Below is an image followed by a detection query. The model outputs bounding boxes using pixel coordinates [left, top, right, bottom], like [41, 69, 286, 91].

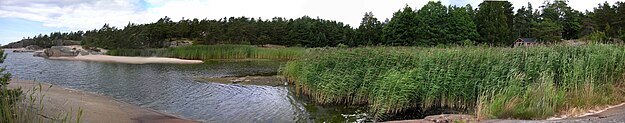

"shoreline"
[47, 55, 204, 64]
[7, 79, 198, 123]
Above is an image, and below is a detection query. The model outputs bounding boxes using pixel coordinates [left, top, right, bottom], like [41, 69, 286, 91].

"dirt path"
[8, 80, 198, 123]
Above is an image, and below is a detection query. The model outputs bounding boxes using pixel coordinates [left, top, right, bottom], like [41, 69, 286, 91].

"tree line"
[13, 1, 625, 49]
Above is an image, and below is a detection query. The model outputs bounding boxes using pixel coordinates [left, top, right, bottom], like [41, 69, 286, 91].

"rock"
[79, 51, 90, 56]
[42, 46, 78, 57]
[13, 49, 35, 52]
[423, 114, 475, 123]
[33, 51, 46, 57]
[24, 45, 42, 50]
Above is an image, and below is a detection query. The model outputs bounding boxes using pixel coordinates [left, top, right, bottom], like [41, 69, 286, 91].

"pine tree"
[475, 1, 514, 46]
[356, 12, 383, 46]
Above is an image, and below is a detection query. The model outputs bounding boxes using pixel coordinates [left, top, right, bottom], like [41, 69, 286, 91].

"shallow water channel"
[1, 51, 365, 123]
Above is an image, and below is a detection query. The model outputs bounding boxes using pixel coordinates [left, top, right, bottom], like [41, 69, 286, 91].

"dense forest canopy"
[8, 1, 625, 49]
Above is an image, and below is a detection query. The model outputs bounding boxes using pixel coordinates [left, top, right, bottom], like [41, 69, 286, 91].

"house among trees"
[514, 38, 539, 47]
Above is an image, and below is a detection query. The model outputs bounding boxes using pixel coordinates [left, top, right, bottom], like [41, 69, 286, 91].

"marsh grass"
[281, 44, 625, 120]
[1, 82, 83, 123]
[108, 45, 305, 60]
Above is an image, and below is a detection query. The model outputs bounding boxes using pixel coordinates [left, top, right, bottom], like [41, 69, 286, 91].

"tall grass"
[108, 45, 305, 60]
[1, 83, 83, 123]
[281, 44, 625, 120]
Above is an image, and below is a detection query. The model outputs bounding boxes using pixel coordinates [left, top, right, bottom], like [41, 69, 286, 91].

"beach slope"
[8, 80, 197, 123]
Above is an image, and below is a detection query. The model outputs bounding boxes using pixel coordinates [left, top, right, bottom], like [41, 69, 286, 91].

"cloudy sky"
[0, 0, 620, 45]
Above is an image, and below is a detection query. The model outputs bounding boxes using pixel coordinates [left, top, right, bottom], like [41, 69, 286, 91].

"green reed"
[281, 44, 625, 120]
[108, 45, 305, 60]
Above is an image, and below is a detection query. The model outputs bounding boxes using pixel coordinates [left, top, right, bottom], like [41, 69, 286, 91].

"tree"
[532, 19, 562, 43]
[514, 3, 538, 38]
[591, 2, 620, 38]
[415, 1, 448, 45]
[446, 5, 480, 44]
[541, 0, 582, 40]
[382, 5, 418, 46]
[356, 12, 383, 46]
[475, 1, 514, 46]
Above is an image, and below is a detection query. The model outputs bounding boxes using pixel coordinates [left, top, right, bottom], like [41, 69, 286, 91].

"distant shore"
[47, 55, 204, 64]
[7, 80, 197, 123]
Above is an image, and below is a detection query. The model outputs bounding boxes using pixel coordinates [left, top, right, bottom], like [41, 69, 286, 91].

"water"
[1, 51, 313, 123]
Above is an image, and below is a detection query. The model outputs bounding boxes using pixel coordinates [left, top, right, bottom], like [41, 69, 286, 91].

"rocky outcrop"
[42, 46, 79, 57]
[25, 45, 43, 50]
[34, 46, 106, 57]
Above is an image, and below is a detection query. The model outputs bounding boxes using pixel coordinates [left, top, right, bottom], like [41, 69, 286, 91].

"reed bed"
[281, 44, 625, 119]
[108, 45, 305, 60]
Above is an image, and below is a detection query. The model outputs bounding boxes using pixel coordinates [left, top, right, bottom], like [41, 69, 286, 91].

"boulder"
[42, 46, 78, 57]
[33, 51, 46, 57]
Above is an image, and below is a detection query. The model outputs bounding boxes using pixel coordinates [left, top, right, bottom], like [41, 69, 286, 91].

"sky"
[0, 0, 621, 45]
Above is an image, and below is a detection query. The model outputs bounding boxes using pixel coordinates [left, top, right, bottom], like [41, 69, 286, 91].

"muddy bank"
[7, 80, 198, 123]
[47, 55, 203, 64]
[198, 75, 287, 86]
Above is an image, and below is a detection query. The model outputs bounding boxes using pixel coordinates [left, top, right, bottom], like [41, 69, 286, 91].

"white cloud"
[0, 0, 622, 31]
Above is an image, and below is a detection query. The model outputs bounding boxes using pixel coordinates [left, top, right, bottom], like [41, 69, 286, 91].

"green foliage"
[584, 31, 608, 44]
[415, 1, 448, 45]
[541, 0, 583, 40]
[356, 12, 383, 46]
[108, 45, 305, 60]
[531, 19, 563, 43]
[282, 45, 625, 119]
[475, 1, 514, 46]
[446, 5, 480, 44]
[382, 5, 418, 46]
[0, 49, 21, 122]
[514, 3, 538, 38]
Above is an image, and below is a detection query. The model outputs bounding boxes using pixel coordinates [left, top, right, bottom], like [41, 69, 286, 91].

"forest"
[7, 1, 625, 49]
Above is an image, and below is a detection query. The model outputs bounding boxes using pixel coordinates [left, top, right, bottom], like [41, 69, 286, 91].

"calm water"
[1, 51, 313, 123]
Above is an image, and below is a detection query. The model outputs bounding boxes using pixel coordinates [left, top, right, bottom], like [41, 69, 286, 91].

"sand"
[7, 80, 198, 123]
[47, 55, 204, 64]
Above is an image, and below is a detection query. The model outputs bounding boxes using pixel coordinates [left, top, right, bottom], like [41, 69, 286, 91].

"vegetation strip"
[107, 45, 305, 61]
[281, 44, 625, 120]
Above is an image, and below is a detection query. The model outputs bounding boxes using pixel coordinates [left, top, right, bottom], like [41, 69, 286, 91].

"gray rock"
[79, 51, 90, 56]
[33, 52, 46, 57]
[41, 46, 78, 57]
[24, 45, 42, 50]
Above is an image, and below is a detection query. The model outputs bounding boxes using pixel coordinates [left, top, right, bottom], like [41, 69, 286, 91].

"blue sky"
[0, 18, 69, 45]
[0, 0, 620, 45]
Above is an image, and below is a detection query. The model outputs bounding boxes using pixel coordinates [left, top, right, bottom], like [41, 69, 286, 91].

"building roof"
[517, 38, 537, 43]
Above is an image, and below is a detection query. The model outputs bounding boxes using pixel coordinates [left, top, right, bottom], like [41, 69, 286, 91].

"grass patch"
[281, 44, 625, 120]
[107, 45, 305, 60]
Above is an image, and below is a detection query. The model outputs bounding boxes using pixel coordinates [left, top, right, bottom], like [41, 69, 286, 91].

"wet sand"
[47, 55, 203, 64]
[7, 80, 198, 123]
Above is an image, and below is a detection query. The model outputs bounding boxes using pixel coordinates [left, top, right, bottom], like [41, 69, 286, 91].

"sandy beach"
[7, 80, 198, 123]
[47, 55, 204, 64]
